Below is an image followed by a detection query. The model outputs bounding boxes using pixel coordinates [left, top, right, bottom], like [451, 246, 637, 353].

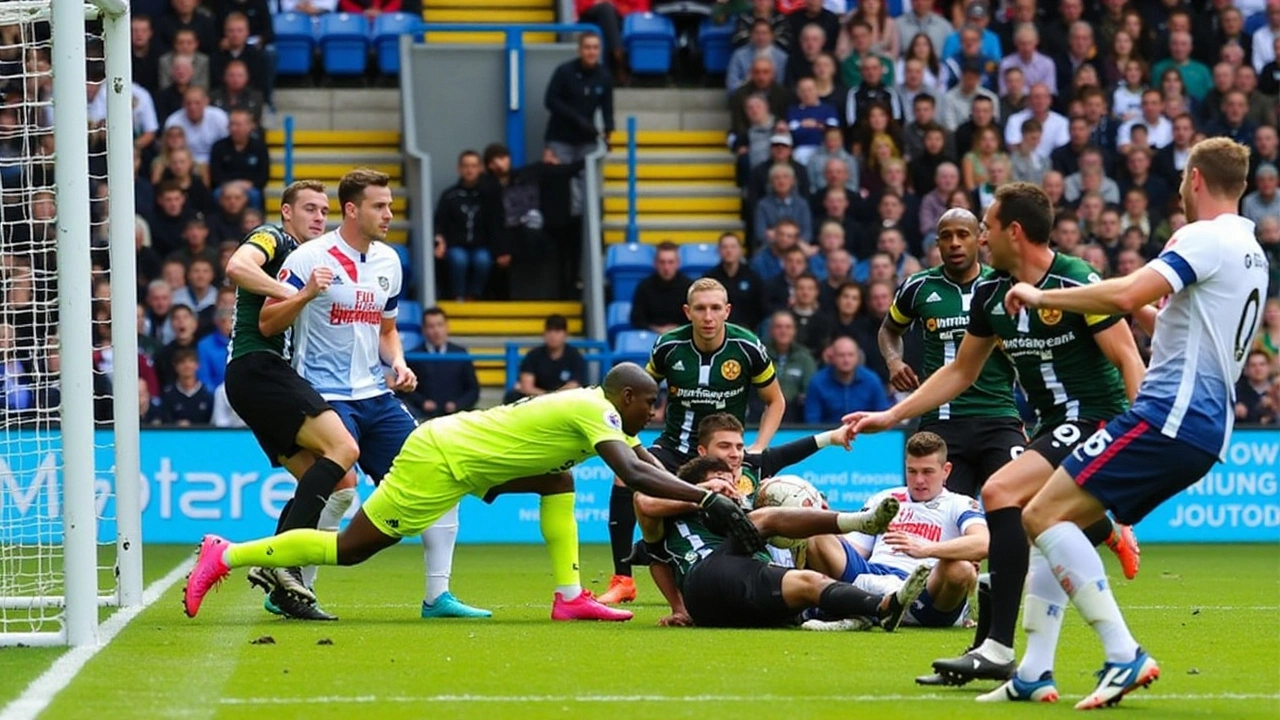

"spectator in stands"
[952, 95, 1001, 168]
[809, 221, 845, 277]
[999, 23, 1056, 96]
[869, 188, 921, 257]
[1236, 349, 1276, 424]
[1054, 21, 1105, 108]
[208, 108, 269, 193]
[151, 181, 195, 256]
[841, 21, 893, 90]
[402, 307, 480, 420]
[751, 218, 802, 281]
[1120, 189, 1157, 244]
[212, 12, 266, 93]
[136, 217, 163, 297]
[754, 164, 813, 250]
[941, 57, 998, 131]
[733, 0, 791, 51]
[811, 53, 849, 119]
[705, 232, 767, 331]
[1118, 90, 1173, 154]
[88, 76, 158, 154]
[848, 53, 905, 126]
[902, 95, 944, 161]
[805, 127, 856, 192]
[207, 184, 250, 244]
[160, 28, 210, 91]
[210, 60, 264, 126]
[1206, 90, 1259, 147]
[942, 3, 1001, 65]
[804, 336, 889, 423]
[849, 0, 898, 59]
[140, 280, 175, 347]
[162, 256, 188, 298]
[1201, 61, 1238, 127]
[211, 383, 246, 428]
[158, 0, 219, 54]
[215, 0, 274, 48]
[728, 21, 788, 94]
[164, 87, 228, 166]
[506, 314, 586, 402]
[787, 78, 839, 164]
[918, 161, 959, 234]
[1119, 148, 1171, 216]
[999, 64, 1030, 120]
[1051, 116, 1097, 179]
[1250, 126, 1280, 193]
[630, 242, 693, 334]
[0, 323, 32, 415]
[196, 305, 232, 389]
[573, 1, 642, 83]
[961, 125, 1005, 191]
[898, 0, 950, 58]
[173, 257, 219, 323]
[733, 95, 777, 187]
[154, 56, 195, 123]
[790, 274, 831, 356]
[1064, 147, 1120, 205]
[730, 58, 792, 142]
[132, 14, 162, 94]
[1152, 31, 1212, 101]
[435, 150, 506, 301]
[941, 25, 996, 91]
[1234, 66, 1275, 129]
[155, 304, 200, 388]
[897, 57, 943, 124]
[159, 147, 213, 214]
[279, 0, 338, 16]
[788, 0, 839, 55]
[783, 24, 826, 88]
[765, 245, 809, 314]
[134, 371, 163, 425]
[814, 187, 861, 257]
[160, 347, 213, 425]
[545, 33, 613, 218]
[1004, 84, 1068, 160]
[1243, 164, 1280, 226]
[765, 311, 815, 421]
[339, 0, 402, 19]
[1009, 118, 1049, 184]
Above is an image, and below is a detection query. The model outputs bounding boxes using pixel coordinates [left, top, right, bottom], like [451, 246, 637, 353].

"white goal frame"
[0, 0, 141, 648]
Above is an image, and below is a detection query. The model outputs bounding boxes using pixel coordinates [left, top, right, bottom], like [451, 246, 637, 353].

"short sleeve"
[744, 336, 776, 387]
[645, 338, 670, 380]
[382, 262, 403, 319]
[888, 275, 923, 328]
[966, 282, 997, 337]
[241, 229, 281, 263]
[952, 495, 986, 534]
[1148, 231, 1220, 294]
[576, 395, 639, 449]
[278, 245, 314, 291]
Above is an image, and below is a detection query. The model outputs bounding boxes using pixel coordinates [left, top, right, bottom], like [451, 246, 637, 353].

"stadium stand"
[422, 0, 557, 44]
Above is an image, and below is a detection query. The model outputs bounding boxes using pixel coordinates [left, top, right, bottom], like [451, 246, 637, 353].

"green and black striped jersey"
[227, 224, 298, 362]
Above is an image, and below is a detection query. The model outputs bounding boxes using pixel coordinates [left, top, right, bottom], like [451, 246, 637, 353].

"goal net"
[0, 0, 141, 648]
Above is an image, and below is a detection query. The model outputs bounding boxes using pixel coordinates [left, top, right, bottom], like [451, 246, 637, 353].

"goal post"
[0, 0, 140, 648]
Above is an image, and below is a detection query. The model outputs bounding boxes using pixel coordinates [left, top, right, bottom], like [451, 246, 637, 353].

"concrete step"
[605, 149, 731, 164]
[604, 213, 741, 231]
[611, 130, 726, 147]
[602, 181, 738, 197]
[269, 149, 404, 165]
[604, 196, 740, 213]
[614, 88, 731, 113]
[265, 129, 401, 147]
[603, 163, 735, 181]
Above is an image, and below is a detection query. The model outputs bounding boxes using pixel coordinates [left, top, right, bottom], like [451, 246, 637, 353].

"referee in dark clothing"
[544, 32, 613, 217]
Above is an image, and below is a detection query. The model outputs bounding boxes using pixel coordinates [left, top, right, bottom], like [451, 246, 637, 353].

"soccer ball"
[756, 475, 825, 550]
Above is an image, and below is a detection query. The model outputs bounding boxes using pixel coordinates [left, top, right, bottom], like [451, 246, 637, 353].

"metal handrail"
[625, 115, 638, 244]
[282, 114, 295, 186]
[582, 136, 609, 344]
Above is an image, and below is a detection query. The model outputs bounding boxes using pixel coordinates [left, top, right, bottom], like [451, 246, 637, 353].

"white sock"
[301, 488, 356, 589]
[977, 638, 1016, 665]
[422, 504, 460, 603]
[556, 584, 583, 599]
[1017, 548, 1069, 682]
[1038, 521, 1139, 663]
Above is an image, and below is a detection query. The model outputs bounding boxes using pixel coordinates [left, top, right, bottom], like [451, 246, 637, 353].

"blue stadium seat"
[612, 329, 657, 365]
[679, 242, 718, 277]
[397, 298, 422, 326]
[605, 242, 655, 303]
[318, 13, 370, 76]
[623, 13, 676, 76]
[272, 13, 316, 76]
[1245, 11, 1268, 35]
[698, 19, 733, 74]
[390, 243, 413, 286]
[606, 301, 633, 344]
[399, 330, 423, 352]
[372, 12, 418, 74]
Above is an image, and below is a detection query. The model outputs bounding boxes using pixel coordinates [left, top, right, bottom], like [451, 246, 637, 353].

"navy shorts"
[331, 394, 418, 483]
[836, 539, 964, 628]
[1061, 410, 1219, 526]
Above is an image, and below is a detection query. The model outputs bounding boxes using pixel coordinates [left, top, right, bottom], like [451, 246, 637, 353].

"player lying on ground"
[978, 137, 1267, 709]
[847, 183, 1148, 686]
[183, 363, 765, 622]
[633, 456, 928, 629]
[222, 180, 366, 620]
[797, 431, 988, 632]
[257, 169, 486, 622]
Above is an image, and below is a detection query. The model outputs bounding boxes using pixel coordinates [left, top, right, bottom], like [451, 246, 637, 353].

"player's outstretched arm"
[843, 333, 996, 433]
[225, 244, 296, 300]
[754, 424, 853, 478]
[1094, 320, 1147, 403]
[750, 379, 786, 451]
[1004, 267, 1174, 317]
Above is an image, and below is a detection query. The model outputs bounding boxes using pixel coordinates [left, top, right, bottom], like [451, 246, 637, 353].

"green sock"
[225, 529, 338, 569]
[539, 492, 581, 596]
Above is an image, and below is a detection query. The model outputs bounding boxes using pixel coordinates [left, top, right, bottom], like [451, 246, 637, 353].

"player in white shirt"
[801, 432, 989, 629]
[996, 138, 1267, 709]
[264, 168, 489, 620]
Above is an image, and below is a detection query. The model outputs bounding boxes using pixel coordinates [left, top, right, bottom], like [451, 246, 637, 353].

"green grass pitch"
[2, 543, 1277, 719]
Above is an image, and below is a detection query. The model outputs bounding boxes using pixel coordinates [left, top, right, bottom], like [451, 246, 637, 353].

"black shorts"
[681, 538, 793, 628]
[1027, 419, 1108, 468]
[648, 444, 696, 474]
[224, 352, 332, 467]
[918, 417, 1027, 498]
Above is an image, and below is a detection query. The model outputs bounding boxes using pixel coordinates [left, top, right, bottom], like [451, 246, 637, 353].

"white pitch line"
[0, 558, 195, 720]
[219, 692, 1280, 705]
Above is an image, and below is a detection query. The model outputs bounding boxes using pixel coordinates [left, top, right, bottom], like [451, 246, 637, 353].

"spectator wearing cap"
[630, 242, 693, 334]
[1243, 164, 1280, 226]
[208, 108, 269, 193]
[728, 20, 789, 94]
[941, 2, 1003, 67]
[730, 56, 792, 142]
[788, 0, 839, 55]
[897, 0, 951, 58]
[940, 57, 998, 131]
[1003, 83, 1069, 161]
[505, 315, 586, 403]
[998, 23, 1056, 97]
[754, 164, 813, 250]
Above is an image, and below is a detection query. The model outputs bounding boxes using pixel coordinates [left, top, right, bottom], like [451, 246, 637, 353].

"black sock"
[1083, 516, 1115, 546]
[817, 582, 883, 618]
[279, 457, 347, 533]
[608, 485, 637, 577]
[984, 506, 1028, 649]
[970, 574, 993, 651]
[274, 498, 295, 535]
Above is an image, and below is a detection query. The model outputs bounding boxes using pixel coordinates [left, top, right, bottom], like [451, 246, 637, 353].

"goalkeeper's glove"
[699, 491, 766, 554]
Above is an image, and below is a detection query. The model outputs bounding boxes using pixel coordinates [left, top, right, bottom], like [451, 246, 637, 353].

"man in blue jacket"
[401, 307, 479, 421]
[804, 336, 890, 424]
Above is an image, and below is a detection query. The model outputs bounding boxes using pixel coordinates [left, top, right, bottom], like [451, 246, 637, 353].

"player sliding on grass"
[633, 456, 927, 630]
[847, 182, 1149, 688]
[984, 137, 1266, 709]
[184, 363, 766, 622]
[799, 432, 987, 632]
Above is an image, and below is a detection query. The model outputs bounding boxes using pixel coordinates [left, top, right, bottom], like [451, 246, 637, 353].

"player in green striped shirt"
[880, 209, 1026, 499]
[848, 183, 1148, 688]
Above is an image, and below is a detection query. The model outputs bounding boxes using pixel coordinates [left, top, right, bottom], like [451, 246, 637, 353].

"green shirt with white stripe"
[661, 513, 772, 588]
[888, 265, 1021, 424]
[645, 323, 776, 455]
[966, 253, 1129, 437]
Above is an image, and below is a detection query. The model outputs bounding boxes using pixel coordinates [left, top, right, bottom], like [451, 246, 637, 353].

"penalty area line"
[0, 557, 195, 720]
[219, 692, 1280, 705]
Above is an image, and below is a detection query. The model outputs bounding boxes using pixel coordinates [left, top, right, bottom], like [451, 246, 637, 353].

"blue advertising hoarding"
[0, 428, 1276, 544]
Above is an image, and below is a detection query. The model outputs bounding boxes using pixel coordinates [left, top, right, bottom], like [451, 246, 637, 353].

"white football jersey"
[280, 230, 402, 401]
[1139, 214, 1268, 459]
[847, 488, 985, 577]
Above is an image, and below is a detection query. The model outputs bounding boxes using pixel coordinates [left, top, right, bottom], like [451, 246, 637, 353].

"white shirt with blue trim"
[847, 488, 985, 577]
[279, 230, 402, 402]
[1139, 213, 1268, 460]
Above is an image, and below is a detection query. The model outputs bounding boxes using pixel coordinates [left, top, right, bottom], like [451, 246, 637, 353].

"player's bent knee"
[782, 569, 831, 606]
[939, 558, 978, 587]
[981, 475, 1021, 510]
